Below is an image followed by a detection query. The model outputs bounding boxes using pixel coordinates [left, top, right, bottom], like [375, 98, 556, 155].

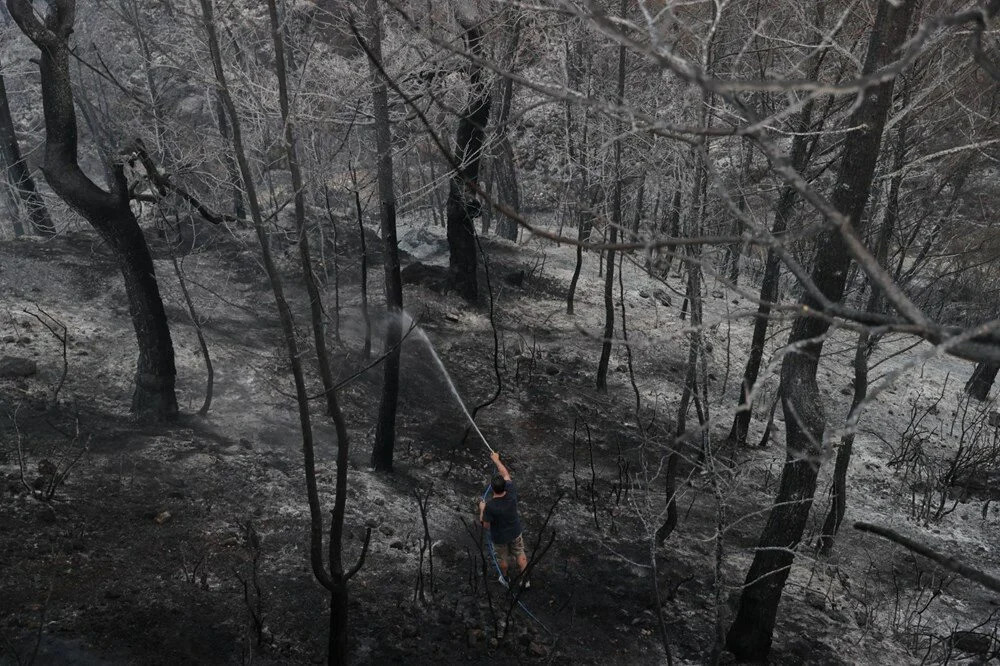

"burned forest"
[4, 1, 1000, 664]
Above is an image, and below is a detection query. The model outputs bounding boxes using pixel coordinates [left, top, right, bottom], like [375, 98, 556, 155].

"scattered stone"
[432, 540, 458, 562]
[239, 438, 253, 450]
[2, 335, 14, 343]
[638, 290, 650, 299]
[154, 510, 172, 525]
[528, 641, 548, 657]
[390, 540, 404, 550]
[841, 387, 852, 396]
[712, 290, 724, 298]
[504, 270, 526, 288]
[380, 524, 394, 537]
[400, 262, 449, 293]
[0, 356, 37, 378]
[652, 289, 672, 307]
[544, 364, 560, 376]
[950, 631, 993, 655]
[17, 336, 30, 344]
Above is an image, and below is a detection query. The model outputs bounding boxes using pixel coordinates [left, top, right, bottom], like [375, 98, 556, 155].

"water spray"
[400, 310, 494, 453]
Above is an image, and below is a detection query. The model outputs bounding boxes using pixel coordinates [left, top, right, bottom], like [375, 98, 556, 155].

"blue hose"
[481, 484, 552, 634]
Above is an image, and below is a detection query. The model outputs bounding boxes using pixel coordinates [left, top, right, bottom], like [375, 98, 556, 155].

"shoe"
[519, 578, 531, 590]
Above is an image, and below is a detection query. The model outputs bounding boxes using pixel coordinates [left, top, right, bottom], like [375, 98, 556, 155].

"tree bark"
[446, 23, 491, 302]
[596, 6, 627, 391]
[494, 14, 521, 242]
[0, 57, 53, 237]
[965, 361, 1000, 401]
[7, 0, 177, 419]
[818, 96, 910, 555]
[365, 0, 404, 472]
[726, 3, 917, 661]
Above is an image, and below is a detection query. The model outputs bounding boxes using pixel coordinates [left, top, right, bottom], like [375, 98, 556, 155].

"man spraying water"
[479, 451, 530, 589]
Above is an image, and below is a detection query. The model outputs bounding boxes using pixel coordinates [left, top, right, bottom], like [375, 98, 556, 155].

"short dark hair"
[491, 475, 506, 494]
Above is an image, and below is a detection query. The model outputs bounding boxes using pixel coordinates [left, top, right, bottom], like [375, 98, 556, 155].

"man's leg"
[513, 535, 529, 587]
[495, 542, 510, 581]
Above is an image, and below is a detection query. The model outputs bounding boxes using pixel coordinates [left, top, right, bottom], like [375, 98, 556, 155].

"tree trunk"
[728, 57, 823, 448]
[7, 0, 177, 419]
[596, 8, 627, 390]
[661, 184, 682, 275]
[965, 362, 1000, 401]
[726, 3, 916, 661]
[214, 93, 246, 222]
[818, 94, 910, 555]
[366, 0, 404, 472]
[494, 15, 521, 242]
[446, 23, 491, 302]
[0, 60, 53, 237]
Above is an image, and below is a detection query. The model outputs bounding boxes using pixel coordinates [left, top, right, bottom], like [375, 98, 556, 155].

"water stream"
[400, 310, 494, 453]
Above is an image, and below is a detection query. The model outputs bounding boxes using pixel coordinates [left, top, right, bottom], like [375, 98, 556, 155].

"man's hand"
[490, 451, 500, 464]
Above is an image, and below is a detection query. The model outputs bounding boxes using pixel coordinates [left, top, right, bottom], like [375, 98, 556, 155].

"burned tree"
[446, 18, 491, 302]
[726, 2, 918, 660]
[7, 0, 177, 419]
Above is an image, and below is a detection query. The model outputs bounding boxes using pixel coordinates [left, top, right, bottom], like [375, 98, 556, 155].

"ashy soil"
[1, 217, 998, 665]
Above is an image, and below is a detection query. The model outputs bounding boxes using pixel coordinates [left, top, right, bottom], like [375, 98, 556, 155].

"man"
[479, 451, 529, 588]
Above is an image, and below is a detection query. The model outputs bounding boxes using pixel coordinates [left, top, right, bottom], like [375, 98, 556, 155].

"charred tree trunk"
[446, 23, 491, 302]
[0, 59, 53, 237]
[494, 15, 521, 242]
[596, 8, 627, 391]
[818, 93, 910, 555]
[8, 0, 177, 419]
[729, 56, 823, 448]
[965, 362, 1000, 401]
[726, 3, 916, 661]
[214, 93, 246, 223]
[364, 0, 404, 472]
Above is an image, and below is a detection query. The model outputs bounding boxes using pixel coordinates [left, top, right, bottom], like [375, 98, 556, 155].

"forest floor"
[1, 215, 999, 665]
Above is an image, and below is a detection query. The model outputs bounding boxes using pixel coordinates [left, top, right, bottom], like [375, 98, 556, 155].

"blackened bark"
[729, 61, 822, 448]
[0, 61, 53, 237]
[965, 362, 1000, 401]
[214, 93, 246, 222]
[494, 18, 521, 242]
[819, 100, 910, 555]
[661, 186, 682, 275]
[596, 12, 627, 390]
[446, 24, 491, 302]
[366, 0, 403, 471]
[726, 3, 917, 661]
[7, 0, 177, 419]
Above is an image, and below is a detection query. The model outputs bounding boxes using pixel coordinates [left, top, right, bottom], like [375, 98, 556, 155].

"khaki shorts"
[494, 534, 525, 561]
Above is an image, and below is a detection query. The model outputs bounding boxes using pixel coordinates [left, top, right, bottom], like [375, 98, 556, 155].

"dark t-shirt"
[484, 481, 522, 545]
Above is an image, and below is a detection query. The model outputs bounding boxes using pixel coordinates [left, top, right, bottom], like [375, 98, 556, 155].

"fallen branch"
[854, 522, 1000, 594]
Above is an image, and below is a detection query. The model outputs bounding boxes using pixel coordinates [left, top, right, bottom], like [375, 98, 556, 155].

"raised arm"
[490, 451, 511, 481]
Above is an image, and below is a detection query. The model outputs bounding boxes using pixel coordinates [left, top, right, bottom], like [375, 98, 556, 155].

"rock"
[432, 540, 458, 563]
[712, 290, 724, 298]
[2, 335, 14, 343]
[503, 270, 526, 288]
[841, 387, 852, 396]
[544, 364, 560, 376]
[950, 631, 994, 655]
[390, 540, 405, 550]
[154, 510, 172, 525]
[652, 289, 672, 307]
[239, 438, 253, 450]
[400, 262, 449, 293]
[638, 290, 650, 298]
[0, 356, 37, 378]
[528, 641, 547, 657]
